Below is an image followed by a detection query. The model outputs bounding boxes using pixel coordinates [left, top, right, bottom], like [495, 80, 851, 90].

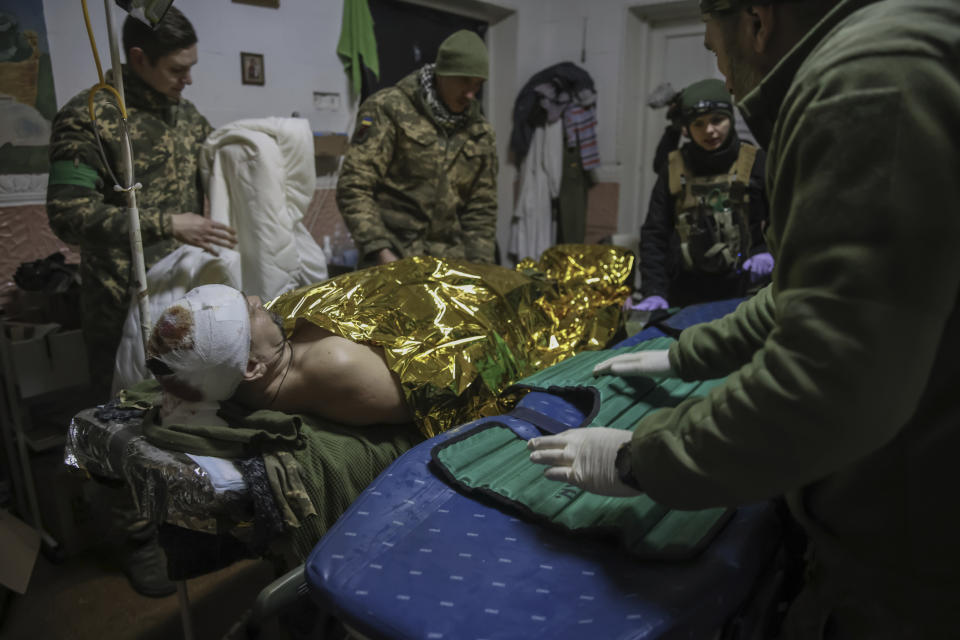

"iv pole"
[103, 0, 152, 352]
[83, 4, 190, 628]
[81, 0, 175, 353]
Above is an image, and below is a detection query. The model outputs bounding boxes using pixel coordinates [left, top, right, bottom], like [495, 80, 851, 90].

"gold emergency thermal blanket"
[267, 244, 632, 437]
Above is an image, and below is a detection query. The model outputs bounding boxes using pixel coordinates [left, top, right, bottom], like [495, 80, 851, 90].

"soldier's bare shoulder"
[289, 322, 393, 388]
[291, 323, 357, 372]
[286, 321, 411, 425]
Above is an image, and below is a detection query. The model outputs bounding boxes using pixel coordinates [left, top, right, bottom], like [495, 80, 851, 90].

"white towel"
[186, 453, 247, 494]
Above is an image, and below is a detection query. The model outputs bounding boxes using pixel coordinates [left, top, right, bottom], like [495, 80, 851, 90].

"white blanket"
[112, 245, 242, 395]
[200, 116, 328, 299]
[112, 117, 330, 394]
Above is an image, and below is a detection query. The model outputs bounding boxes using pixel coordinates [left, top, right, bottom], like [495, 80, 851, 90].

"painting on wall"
[241, 52, 265, 86]
[0, 0, 57, 178]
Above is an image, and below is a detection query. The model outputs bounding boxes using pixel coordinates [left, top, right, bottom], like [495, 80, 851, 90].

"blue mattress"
[305, 298, 782, 639]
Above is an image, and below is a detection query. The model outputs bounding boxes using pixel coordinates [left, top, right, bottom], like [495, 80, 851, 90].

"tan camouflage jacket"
[336, 70, 498, 264]
[46, 66, 211, 383]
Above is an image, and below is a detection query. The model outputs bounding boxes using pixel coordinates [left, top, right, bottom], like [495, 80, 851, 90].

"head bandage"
[146, 284, 250, 402]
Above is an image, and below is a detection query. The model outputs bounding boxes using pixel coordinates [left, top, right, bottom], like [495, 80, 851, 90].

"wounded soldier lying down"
[145, 245, 632, 437]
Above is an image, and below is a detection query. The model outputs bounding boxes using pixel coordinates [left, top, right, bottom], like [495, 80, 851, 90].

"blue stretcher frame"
[305, 299, 782, 639]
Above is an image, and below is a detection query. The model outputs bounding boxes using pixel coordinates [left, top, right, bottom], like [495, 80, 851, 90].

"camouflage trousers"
[81, 278, 130, 404]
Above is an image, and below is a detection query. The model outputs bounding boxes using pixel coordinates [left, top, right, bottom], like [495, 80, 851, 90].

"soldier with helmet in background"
[634, 78, 772, 311]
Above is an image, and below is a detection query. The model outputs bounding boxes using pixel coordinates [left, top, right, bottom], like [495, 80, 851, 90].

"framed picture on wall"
[233, 0, 279, 7]
[240, 52, 265, 86]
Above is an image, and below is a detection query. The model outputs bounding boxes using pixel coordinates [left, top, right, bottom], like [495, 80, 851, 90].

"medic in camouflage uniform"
[46, 8, 234, 404]
[45, 8, 237, 600]
[636, 79, 771, 310]
[337, 30, 499, 266]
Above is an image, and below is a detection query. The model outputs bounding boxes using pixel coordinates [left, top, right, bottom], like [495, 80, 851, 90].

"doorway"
[619, 1, 754, 237]
[356, 0, 518, 264]
[366, 0, 488, 101]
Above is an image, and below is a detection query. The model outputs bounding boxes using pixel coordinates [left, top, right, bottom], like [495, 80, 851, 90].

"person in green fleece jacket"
[529, 0, 960, 637]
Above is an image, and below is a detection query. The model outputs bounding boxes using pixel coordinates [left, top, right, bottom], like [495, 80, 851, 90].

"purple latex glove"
[632, 295, 669, 311]
[742, 252, 774, 281]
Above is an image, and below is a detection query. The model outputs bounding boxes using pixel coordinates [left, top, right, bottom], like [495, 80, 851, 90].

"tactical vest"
[667, 144, 758, 274]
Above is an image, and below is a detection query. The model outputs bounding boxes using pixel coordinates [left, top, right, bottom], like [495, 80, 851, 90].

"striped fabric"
[563, 105, 600, 170]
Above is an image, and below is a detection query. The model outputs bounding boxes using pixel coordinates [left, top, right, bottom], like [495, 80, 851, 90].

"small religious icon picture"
[241, 52, 265, 86]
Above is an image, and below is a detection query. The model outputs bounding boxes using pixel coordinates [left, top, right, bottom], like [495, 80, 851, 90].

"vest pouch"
[679, 204, 741, 274]
[669, 145, 757, 276]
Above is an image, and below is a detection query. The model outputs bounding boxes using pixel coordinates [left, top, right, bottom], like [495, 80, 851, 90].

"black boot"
[123, 522, 177, 598]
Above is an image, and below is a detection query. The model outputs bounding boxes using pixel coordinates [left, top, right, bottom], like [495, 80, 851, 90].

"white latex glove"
[592, 349, 674, 378]
[527, 427, 641, 497]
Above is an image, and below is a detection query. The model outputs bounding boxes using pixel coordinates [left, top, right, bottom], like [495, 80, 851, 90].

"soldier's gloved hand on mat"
[631, 295, 669, 311]
[528, 428, 641, 497]
[592, 349, 674, 378]
[742, 252, 774, 281]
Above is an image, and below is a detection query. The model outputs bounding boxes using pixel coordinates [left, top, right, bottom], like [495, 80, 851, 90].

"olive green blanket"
[120, 381, 423, 560]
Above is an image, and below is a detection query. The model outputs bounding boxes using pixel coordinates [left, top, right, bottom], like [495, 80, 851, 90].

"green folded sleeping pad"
[431, 336, 734, 560]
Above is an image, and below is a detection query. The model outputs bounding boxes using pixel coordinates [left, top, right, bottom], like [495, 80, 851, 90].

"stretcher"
[304, 298, 784, 639]
[64, 387, 420, 638]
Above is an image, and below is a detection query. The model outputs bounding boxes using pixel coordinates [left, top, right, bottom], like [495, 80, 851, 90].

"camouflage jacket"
[46, 66, 211, 312]
[336, 70, 498, 264]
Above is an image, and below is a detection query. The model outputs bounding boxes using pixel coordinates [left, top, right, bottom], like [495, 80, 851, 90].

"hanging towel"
[508, 118, 564, 263]
[337, 0, 380, 96]
[563, 104, 600, 171]
[510, 62, 596, 164]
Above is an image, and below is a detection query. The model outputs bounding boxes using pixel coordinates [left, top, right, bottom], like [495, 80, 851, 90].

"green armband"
[49, 160, 99, 189]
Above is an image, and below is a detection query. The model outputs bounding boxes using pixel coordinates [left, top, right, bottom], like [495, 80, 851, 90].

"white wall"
[522, 0, 623, 180]
[44, 0, 682, 160]
[500, 0, 701, 231]
[44, 0, 355, 132]
[41, 0, 698, 243]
